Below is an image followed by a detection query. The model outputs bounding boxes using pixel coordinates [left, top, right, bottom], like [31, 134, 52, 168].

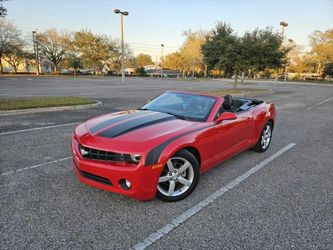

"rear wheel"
[254, 121, 273, 152]
[156, 149, 200, 202]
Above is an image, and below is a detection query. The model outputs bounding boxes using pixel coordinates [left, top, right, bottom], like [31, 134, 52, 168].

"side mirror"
[215, 112, 237, 123]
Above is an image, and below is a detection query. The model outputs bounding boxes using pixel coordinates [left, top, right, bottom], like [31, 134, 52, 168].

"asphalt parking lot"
[1, 76, 332, 249]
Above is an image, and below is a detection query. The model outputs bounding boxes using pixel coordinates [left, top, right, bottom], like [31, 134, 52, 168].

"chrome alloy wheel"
[157, 157, 194, 197]
[261, 124, 272, 150]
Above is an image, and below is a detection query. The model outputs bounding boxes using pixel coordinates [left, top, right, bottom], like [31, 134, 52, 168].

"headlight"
[79, 144, 141, 164]
[80, 147, 89, 156]
[115, 153, 141, 163]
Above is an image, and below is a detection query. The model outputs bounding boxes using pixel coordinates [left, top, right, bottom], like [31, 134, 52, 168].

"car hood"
[75, 110, 204, 153]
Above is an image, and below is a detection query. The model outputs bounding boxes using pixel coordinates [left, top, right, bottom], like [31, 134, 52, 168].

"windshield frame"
[140, 91, 217, 122]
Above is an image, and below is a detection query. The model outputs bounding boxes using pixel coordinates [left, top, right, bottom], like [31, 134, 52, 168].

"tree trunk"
[0, 55, 3, 74]
[241, 72, 245, 84]
[233, 72, 238, 89]
[204, 65, 207, 78]
[316, 63, 321, 77]
[92, 63, 96, 75]
[275, 71, 278, 83]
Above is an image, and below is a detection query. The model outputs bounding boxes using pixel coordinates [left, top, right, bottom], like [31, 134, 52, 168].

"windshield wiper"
[166, 112, 186, 120]
[138, 108, 150, 111]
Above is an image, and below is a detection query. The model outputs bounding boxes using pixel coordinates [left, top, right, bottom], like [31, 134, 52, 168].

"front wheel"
[156, 149, 200, 202]
[254, 121, 273, 152]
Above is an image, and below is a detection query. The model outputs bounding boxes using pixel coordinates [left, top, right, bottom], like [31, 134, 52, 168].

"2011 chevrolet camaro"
[71, 91, 276, 201]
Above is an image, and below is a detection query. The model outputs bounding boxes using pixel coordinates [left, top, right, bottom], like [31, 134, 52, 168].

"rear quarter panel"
[249, 102, 276, 146]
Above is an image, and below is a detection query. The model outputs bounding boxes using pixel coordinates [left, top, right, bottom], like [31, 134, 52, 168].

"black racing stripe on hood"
[145, 124, 214, 166]
[89, 111, 147, 134]
[98, 112, 176, 138]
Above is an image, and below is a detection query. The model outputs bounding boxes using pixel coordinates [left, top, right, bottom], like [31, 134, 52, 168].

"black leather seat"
[223, 95, 234, 112]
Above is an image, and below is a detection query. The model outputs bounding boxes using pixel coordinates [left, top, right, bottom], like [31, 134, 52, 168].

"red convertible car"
[71, 91, 276, 201]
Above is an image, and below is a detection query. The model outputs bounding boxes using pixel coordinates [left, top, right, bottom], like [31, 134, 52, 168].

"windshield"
[140, 92, 217, 122]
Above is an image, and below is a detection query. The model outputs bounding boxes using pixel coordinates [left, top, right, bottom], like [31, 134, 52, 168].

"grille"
[80, 170, 113, 186]
[73, 159, 113, 186]
[79, 145, 133, 162]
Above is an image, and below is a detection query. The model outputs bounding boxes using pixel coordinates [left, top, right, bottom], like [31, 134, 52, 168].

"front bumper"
[71, 136, 162, 201]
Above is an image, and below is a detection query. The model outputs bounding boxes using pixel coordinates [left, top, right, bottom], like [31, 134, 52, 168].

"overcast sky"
[5, 0, 333, 59]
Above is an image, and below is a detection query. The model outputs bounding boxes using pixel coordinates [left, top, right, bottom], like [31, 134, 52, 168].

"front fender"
[158, 141, 197, 168]
[144, 123, 214, 173]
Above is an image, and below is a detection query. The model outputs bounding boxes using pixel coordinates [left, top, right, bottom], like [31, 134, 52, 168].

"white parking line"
[306, 96, 333, 110]
[132, 143, 296, 250]
[0, 157, 71, 177]
[0, 122, 79, 136]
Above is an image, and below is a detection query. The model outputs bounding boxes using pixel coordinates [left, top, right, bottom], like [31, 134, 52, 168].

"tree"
[202, 22, 240, 87]
[164, 30, 207, 78]
[202, 22, 287, 88]
[324, 63, 333, 77]
[0, 19, 22, 73]
[136, 67, 146, 76]
[0, 0, 7, 17]
[288, 45, 306, 77]
[180, 29, 207, 77]
[107, 40, 133, 73]
[162, 30, 207, 78]
[125, 56, 138, 68]
[308, 29, 333, 76]
[241, 27, 288, 80]
[164, 52, 186, 76]
[2, 44, 27, 73]
[136, 53, 153, 67]
[74, 30, 117, 74]
[36, 29, 70, 73]
[62, 36, 82, 75]
[64, 52, 82, 75]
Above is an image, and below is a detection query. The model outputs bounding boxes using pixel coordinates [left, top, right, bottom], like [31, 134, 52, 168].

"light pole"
[160, 44, 164, 78]
[284, 38, 294, 82]
[114, 9, 129, 83]
[32, 30, 39, 76]
[275, 21, 288, 83]
[279, 21, 288, 38]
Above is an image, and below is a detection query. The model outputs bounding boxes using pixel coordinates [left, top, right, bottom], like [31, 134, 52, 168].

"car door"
[212, 110, 252, 163]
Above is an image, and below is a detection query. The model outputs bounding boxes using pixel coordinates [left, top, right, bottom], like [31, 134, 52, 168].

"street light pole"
[160, 44, 164, 78]
[279, 21, 288, 39]
[284, 38, 294, 82]
[276, 21, 288, 83]
[114, 9, 129, 83]
[120, 14, 125, 83]
[32, 30, 39, 76]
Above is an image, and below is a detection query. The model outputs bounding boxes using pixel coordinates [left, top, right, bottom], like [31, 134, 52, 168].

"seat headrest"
[223, 95, 233, 110]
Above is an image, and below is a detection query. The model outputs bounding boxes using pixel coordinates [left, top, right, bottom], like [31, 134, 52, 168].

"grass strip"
[0, 96, 96, 111]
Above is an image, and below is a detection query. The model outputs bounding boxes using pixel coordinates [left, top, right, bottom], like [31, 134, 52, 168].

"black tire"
[254, 121, 273, 152]
[156, 149, 200, 202]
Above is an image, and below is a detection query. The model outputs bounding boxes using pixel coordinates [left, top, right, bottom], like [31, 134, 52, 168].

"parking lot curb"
[0, 101, 103, 116]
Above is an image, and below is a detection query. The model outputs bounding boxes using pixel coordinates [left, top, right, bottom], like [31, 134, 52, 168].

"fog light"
[119, 179, 131, 190]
